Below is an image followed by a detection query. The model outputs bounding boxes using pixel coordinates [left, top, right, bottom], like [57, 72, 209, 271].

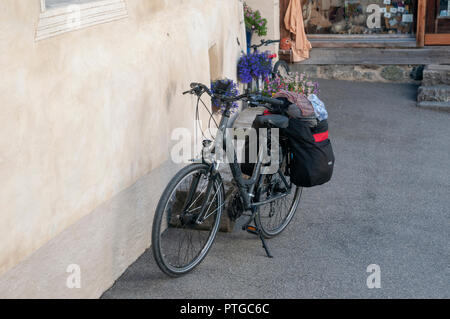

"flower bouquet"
[237, 51, 273, 84]
[210, 79, 240, 113]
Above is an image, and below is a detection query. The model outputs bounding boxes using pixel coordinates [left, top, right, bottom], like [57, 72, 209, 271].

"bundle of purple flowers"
[237, 52, 273, 84]
[210, 79, 240, 113]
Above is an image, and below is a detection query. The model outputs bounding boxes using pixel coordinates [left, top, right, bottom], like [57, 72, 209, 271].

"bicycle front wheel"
[152, 163, 224, 277]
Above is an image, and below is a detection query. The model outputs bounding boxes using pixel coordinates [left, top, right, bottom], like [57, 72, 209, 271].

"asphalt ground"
[102, 79, 450, 299]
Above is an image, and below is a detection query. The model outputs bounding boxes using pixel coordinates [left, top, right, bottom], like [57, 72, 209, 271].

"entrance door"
[425, 0, 450, 44]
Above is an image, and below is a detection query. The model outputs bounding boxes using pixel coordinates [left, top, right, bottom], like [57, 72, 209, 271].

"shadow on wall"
[209, 43, 223, 82]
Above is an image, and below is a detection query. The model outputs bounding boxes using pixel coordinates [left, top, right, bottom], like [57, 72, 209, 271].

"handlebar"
[250, 39, 280, 50]
[183, 82, 211, 96]
[183, 82, 247, 103]
[251, 95, 284, 106]
[184, 82, 285, 109]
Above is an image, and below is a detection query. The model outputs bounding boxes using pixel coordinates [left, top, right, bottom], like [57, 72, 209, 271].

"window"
[44, 0, 100, 9]
[438, 0, 449, 17]
[303, 0, 416, 35]
[36, 0, 128, 41]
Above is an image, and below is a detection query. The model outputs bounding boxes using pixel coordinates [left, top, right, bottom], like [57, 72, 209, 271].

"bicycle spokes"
[158, 169, 223, 270]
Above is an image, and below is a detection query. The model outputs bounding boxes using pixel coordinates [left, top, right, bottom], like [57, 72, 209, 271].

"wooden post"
[416, 0, 427, 47]
[279, 0, 290, 39]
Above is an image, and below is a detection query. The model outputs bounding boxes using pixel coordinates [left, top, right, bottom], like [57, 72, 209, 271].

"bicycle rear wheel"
[152, 163, 224, 277]
[273, 60, 290, 78]
[256, 155, 302, 238]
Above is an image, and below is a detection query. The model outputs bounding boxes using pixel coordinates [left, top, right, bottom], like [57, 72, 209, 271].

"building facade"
[0, 0, 246, 298]
[275, 0, 449, 81]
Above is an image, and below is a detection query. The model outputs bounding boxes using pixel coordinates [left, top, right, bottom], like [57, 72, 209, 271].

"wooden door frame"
[422, 0, 450, 45]
[417, 0, 427, 46]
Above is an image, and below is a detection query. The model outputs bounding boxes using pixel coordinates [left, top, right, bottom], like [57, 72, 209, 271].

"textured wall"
[291, 64, 421, 83]
[0, 160, 183, 298]
[0, 0, 244, 280]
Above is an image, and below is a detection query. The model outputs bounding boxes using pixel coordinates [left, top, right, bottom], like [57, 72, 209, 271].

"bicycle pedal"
[244, 225, 259, 235]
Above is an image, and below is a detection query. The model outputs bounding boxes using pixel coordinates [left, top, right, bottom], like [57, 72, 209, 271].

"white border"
[36, 0, 128, 41]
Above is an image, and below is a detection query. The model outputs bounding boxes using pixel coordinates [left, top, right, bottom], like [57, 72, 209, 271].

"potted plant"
[243, 2, 268, 54]
[237, 51, 273, 85]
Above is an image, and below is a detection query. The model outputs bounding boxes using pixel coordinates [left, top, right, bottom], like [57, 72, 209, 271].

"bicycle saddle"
[255, 114, 289, 129]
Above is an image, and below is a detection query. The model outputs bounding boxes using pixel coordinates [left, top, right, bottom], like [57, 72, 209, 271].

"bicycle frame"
[166, 86, 299, 259]
[193, 102, 292, 224]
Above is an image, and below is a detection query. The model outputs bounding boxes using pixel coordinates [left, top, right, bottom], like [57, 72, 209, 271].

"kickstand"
[243, 210, 274, 258]
[258, 230, 273, 258]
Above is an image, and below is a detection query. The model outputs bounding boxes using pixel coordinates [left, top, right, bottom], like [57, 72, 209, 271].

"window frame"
[36, 0, 128, 41]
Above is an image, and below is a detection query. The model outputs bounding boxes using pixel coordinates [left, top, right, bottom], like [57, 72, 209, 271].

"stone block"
[417, 101, 450, 112]
[422, 65, 450, 86]
[381, 66, 404, 82]
[418, 85, 450, 102]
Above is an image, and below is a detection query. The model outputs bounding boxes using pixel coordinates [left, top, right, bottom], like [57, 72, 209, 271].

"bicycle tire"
[273, 60, 290, 78]
[255, 150, 302, 238]
[256, 185, 302, 238]
[152, 163, 224, 277]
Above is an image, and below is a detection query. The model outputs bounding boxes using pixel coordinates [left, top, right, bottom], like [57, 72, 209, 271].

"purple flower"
[237, 52, 272, 84]
[210, 79, 240, 113]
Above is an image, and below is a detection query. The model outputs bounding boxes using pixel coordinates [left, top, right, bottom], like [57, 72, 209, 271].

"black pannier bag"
[284, 118, 334, 187]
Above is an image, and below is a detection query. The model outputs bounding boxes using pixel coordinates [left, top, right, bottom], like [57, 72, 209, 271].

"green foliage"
[244, 2, 268, 37]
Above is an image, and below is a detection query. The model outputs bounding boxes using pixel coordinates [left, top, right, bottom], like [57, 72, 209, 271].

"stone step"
[417, 85, 450, 102]
[417, 101, 450, 112]
[422, 64, 450, 86]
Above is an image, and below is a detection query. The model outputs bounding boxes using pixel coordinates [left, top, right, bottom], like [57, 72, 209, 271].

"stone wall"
[291, 64, 423, 83]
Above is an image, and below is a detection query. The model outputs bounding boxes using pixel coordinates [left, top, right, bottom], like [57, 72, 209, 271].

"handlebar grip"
[189, 82, 212, 96]
[190, 82, 202, 89]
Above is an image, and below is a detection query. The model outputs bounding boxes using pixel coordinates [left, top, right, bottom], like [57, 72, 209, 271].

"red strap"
[314, 131, 329, 143]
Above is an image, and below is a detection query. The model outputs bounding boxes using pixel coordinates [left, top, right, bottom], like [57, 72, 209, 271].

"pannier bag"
[285, 118, 334, 187]
[240, 93, 334, 187]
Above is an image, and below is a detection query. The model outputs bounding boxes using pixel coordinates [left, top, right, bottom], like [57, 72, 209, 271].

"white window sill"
[36, 0, 128, 41]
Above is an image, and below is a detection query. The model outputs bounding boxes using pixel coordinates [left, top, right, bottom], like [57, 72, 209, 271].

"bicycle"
[151, 83, 302, 277]
[249, 39, 290, 79]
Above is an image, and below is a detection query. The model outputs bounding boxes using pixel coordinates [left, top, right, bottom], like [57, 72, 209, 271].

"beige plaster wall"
[0, 159, 183, 298]
[0, 0, 245, 285]
[245, 0, 280, 56]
